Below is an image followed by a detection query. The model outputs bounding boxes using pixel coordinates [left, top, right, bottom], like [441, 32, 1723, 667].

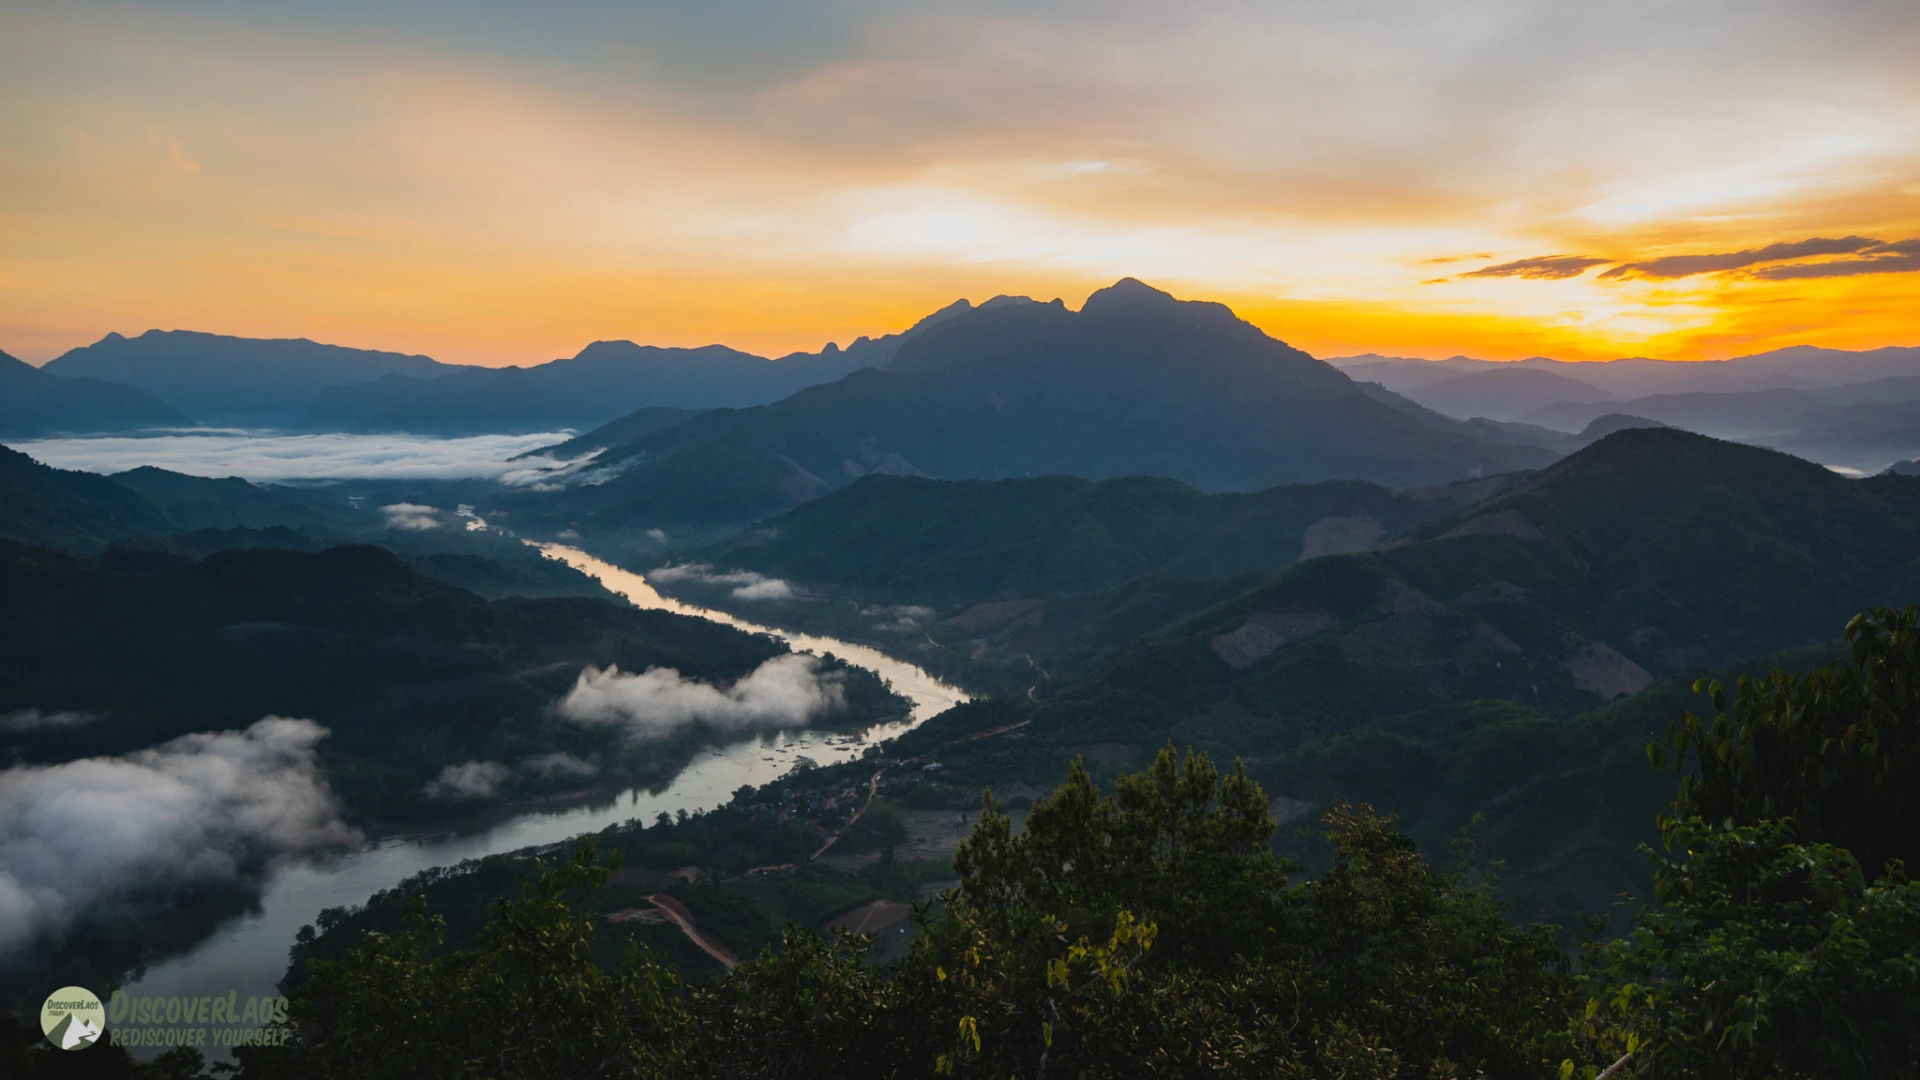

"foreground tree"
[1586, 606, 1920, 1078]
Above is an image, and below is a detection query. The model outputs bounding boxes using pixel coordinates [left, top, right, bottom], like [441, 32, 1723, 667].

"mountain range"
[1330, 345, 1920, 399]
[512, 280, 1556, 532]
[29, 304, 973, 432]
[41, 330, 449, 426]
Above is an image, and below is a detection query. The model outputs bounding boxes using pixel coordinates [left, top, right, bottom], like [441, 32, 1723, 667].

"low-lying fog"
[11, 429, 577, 483]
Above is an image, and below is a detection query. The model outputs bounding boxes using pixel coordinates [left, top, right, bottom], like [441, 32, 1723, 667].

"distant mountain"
[1518, 387, 1822, 435]
[42, 330, 451, 425]
[530, 280, 1556, 530]
[298, 344, 831, 434]
[1329, 344, 1920, 404]
[697, 473, 1470, 608]
[301, 301, 976, 434]
[1398, 366, 1618, 421]
[1575, 413, 1668, 442]
[1762, 400, 1920, 471]
[0, 348, 189, 436]
[1723, 344, 1920, 384]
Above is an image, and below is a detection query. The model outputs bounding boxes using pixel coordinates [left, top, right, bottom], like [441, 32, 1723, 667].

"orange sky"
[2, 1, 1917, 366]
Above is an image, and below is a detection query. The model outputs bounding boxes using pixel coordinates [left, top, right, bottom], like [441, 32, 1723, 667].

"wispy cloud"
[556, 655, 845, 741]
[651, 562, 798, 602]
[0, 717, 357, 959]
[0, 709, 94, 733]
[424, 761, 510, 799]
[1600, 236, 1882, 279]
[1459, 255, 1608, 281]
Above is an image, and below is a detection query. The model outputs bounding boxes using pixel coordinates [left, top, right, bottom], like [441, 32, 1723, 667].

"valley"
[4, 280, 1918, 1076]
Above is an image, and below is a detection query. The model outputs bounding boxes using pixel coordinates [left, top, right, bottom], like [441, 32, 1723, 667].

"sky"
[2, 0, 1917, 366]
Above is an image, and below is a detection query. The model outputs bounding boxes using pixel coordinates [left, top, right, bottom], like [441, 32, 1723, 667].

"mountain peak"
[1080, 277, 1180, 315]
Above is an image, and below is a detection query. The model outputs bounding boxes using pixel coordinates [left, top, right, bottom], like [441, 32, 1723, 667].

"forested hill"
[1027, 428, 1920, 740]
[520, 280, 1556, 530]
[699, 472, 1481, 606]
[0, 443, 357, 552]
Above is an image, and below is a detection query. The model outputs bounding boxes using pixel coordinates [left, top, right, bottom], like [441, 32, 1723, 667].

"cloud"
[0, 709, 94, 733]
[1749, 249, 1920, 280]
[521, 752, 598, 780]
[1459, 255, 1609, 280]
[1599, 236, 1882, 279]
[379, 502, 442, 531]
[0, 717, 357, 959]
[555, 654, 846, 740]
[861, 604, 936, 632]
[423, 760, 511, 799]
[8, 431, 577, 483]
[729, 578, 797, 601]
[649, 562, 799, 602]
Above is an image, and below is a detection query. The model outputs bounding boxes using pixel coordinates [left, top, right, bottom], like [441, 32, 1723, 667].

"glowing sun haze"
[2, 0, 1917, 365]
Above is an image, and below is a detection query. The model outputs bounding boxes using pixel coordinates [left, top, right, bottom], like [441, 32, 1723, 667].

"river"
[117, 545, 968, 1056]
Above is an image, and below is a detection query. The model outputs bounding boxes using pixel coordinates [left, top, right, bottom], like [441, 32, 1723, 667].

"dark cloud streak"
[1461, 255, 1608, 280]
[1749, 247, 1920, 280]
[1600, 236, 1881, 279]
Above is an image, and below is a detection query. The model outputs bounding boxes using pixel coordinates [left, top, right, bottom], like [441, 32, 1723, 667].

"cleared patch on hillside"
[1438, 509, 1546, 542]
[1564, 642, 1653, 700]
[1269, 795, 1317, 825]
[1212, 611, 1334, 669]
[941, 599, 1045, 634]
[1300, 515, 1385, 559]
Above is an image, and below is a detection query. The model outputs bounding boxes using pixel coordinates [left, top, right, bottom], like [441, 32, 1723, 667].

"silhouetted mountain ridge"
[530, 280, 1555, 530]
[43, 330, 449, 424]
[0, 348, 190, 436]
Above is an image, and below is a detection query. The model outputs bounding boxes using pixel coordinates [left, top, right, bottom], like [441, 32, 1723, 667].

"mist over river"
[115, 546, 967, 1059]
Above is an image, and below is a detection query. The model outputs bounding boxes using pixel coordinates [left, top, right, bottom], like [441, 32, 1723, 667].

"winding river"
[117, 546, 967, 1053]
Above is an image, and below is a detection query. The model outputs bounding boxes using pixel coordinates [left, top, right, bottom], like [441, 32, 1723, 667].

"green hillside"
[702, 472, 1465, 605]
[0, 443, 176, 551]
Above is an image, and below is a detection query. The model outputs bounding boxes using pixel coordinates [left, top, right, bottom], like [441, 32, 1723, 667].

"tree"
[1587, 606, 1920, 1078]
[1654, 605, 1920, 876]
[242, 840, 689, 1080]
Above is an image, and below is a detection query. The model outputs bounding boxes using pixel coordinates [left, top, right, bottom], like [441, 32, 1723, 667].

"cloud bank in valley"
[424, 760, 511, 799]
[380, 502, 443, 531]
[650, 562, 799, 602]
[423, 752, 601, 799]
[0, 717, 358, 959]
[557, 655, 845, 740]
[8, 431, 575, 483]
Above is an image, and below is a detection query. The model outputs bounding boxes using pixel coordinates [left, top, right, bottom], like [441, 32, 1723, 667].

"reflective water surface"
[117, 545, 966, 1054]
